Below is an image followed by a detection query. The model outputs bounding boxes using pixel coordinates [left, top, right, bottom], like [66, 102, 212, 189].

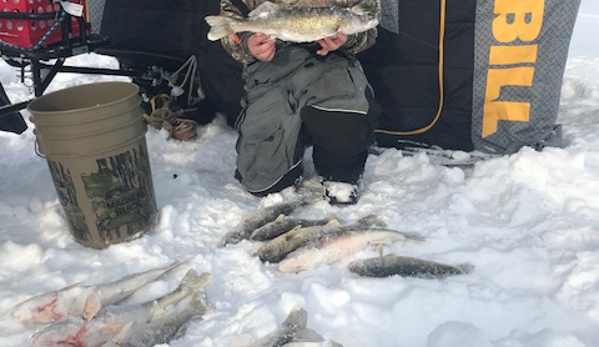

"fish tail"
[179, 270, 211, 293]
[157, 270, 211, 309]
[162, 259, 189, 277]
[282, 307, 308, 329]
[188, 292, 208, 318]
[457, 263, 475, 275]
[205, 16, 237, 41]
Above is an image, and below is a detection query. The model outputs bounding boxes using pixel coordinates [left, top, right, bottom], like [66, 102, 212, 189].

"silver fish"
[348, 254, 474, 279]
[100, 293, 208, 347]
[12, 260, 186, 324]
[29, 269, 210, 347]
[250, 214, 336, 241]
[278, 218, 425, 273]
[220, 199, 310, 247]
[250, 307, 339, 347]
[255, 214, 402, 265]
[253, 219, 342, 264]
[205, 1, 379, 43]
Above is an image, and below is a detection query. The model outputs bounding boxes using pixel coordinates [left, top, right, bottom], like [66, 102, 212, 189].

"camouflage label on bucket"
[82, 143, 157, 244]
[47, 161, 90, 241]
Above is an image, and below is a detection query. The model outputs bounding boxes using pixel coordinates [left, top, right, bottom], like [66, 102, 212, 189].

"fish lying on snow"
[277, 216, 425, 273]
[250, 214, 337, 241]
[220, 198, 311, 247]
[12, 260, 186, 324]
[254, 219, 342, 264]
[29, 269, 210, 347]
[249, 307, 342, 347]
[254, 214, 409, 265]
[100, 293, 208, 347]
[348, 254, 474, 279]
[205, 1, 379, 42]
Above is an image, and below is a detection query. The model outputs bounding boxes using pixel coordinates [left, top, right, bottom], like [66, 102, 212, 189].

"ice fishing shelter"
[0, 0, 583, 156]
[359, 0, 582, 154]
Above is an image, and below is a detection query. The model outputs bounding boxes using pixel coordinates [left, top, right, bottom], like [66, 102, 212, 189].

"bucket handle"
[32, 129, 46, 159]
[35, 139, 46, 159]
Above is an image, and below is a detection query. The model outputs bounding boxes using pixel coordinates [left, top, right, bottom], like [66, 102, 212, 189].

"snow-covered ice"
[1, 4, 599, 347]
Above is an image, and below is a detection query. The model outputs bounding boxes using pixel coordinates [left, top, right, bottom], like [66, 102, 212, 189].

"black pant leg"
[301, 92, 380, 183]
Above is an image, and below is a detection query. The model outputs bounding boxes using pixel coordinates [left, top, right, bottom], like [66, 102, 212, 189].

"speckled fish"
[100, 293, 208, 347]
[29, 269, 210, 347]
[277, 218, 425, 273]
[254, 215, 386, 264]
[12, 260, 186, 324]
[253, 219, 342, 264]
[220, 198, 310, 247]
[205, 1, 379, 42]
[348, 254, 474, 279]
[249, 214, 337, 241]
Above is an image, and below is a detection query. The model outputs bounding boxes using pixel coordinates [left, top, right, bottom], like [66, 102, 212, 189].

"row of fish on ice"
[12, 261, 339, 347]
[220, 196, 473, 278]
[12, 196, 473, 347]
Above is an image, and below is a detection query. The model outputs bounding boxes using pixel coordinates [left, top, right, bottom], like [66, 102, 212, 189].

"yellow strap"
[375, 0, 447, 136]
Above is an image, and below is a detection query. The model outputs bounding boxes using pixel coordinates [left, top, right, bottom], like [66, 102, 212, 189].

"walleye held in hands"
[205, 1, 379, 43]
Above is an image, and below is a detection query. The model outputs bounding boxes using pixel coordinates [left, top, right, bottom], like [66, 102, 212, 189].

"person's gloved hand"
[316, 33, 348, 56]
[247, 33, 277, 62]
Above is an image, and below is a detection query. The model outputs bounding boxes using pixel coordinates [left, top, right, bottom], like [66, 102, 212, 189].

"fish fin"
[376, 244, 385, 258]
[150, 307, 170, 322]
[293, 328, 325, 342]
[283, 225, 306, 241]
[82, 293, 102, 320]
[110, 321, 134, 344]
[350, 5, 370, 16]
[160, 259, 189, 278]
[381, 253, 398, 265]
[282, 307, 308, 329]
[205, 16, 236, 41]
[189, 292, 209, 317]
[399, 231, 426, 242]
[367, 238, 397, 253]
[179, 270, 211, 292]
[351, 0, 381, 16]
[220, 229, 243, 247]
[275, 214, 286, 222]
[249, 1, 280, 18]
[356, 214, 386, 228]
[174, 324, 190, 340]
[326, 219, 341, 228]
[159, 270, 211, 309]
[319, 24, 339, 38]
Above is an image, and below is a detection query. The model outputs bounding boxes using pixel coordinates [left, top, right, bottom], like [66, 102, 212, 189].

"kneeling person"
[218, 0, 380, 205]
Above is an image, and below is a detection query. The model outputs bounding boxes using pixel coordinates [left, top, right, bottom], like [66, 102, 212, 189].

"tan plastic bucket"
[28, 81, 158, 249]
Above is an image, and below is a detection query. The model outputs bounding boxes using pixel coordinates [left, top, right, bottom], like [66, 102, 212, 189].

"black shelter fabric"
[99, 0, 244, 126]
[0, 84, 27, 135]
[358, 0, 476, 151]
[98, 0, 478, 144]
